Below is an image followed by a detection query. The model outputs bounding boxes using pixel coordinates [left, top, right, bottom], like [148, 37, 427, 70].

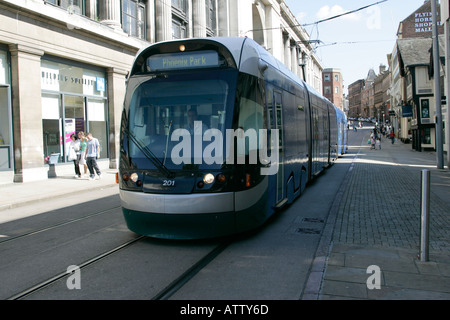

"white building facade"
[0, 0, 323, 182]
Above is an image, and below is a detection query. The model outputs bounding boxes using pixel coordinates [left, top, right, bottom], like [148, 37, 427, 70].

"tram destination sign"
[148, 51, 219, 71]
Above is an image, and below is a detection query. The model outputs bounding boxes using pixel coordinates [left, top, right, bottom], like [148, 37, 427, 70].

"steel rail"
[7, 235, 145, 300]
[151, 241, 230, 300]
[0, 205, 121, 244]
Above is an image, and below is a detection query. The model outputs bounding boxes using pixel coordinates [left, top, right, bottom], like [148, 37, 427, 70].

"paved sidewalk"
[0, 168, 118, 213]
[319, 128, 450, 300]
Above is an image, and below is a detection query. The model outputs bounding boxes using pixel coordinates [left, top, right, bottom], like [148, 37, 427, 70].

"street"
[0, 129, 365, 300]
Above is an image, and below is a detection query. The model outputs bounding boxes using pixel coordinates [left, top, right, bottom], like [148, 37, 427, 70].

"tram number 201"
[163, 180, 176, 187]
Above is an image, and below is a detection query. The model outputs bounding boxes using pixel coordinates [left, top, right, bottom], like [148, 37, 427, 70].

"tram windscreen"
[127, 78, 230, 169]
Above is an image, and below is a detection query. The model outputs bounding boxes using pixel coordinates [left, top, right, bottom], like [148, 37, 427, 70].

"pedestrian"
[376, 137, 381, 150]
[68, 133, 81, 178]
[371, 136, 376, 150]
[77, 131, 88, 177]
[85, 132, 101, 180]
[390, 130, 395, 144]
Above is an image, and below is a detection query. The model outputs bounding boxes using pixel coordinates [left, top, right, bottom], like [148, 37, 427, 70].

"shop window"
[422, 128, 431, 145]
[42, 94, 62, 160]
[0, 86, 11, 170]
[41, 58, 108, 163]
[122, 0, 146, 40]
[87, 98, 108, 159]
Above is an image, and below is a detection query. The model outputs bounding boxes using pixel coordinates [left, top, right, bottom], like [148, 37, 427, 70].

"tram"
[118, 37, 346, 239]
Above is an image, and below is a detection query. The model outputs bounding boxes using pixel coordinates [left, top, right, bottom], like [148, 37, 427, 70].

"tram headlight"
[203, 173, 215, 185]
[130, 173, 139, 183]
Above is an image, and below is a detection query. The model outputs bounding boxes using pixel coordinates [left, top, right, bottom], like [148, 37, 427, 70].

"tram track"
[7, 237, 231, 300]
[151, 241, 231, 300]
[0, 192, 236, 300]
[0, 205, 121, 245]
[7, 235, 145, 300]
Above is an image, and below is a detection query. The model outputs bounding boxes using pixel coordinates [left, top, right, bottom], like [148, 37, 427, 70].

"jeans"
[86, 157, 101, 178]
[73, 159, 81, 177]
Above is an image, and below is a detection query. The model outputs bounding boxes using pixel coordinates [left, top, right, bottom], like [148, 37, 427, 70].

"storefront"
[41, 57, 109, 163]
[0, 47, 12, 171]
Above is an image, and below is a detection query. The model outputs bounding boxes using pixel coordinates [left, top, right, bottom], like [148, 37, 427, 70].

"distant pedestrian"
[85, 132, 101, 180]
[68, 134, 81, 179]
[371, 136, 376, 150]
[376, 137, 381, 150]
[390, 130, 395, 144]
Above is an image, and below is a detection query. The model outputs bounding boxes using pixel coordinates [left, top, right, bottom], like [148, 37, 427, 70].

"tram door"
[272, 91, 284, 204]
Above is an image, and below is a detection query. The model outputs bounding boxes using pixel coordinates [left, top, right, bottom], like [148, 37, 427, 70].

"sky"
[284, 0, 429, 94]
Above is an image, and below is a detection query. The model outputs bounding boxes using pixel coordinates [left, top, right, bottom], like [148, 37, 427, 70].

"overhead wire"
[246, 0, 389, 34]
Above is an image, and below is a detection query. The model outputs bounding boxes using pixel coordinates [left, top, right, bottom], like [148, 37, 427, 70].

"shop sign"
[41, 60, 105, 97]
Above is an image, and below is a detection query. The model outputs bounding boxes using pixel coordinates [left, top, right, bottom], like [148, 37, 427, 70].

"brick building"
[397, 0, 444, 39]
[322, 68, 344, 110]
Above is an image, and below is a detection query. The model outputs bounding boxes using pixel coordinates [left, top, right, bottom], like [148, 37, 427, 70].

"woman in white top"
[68, 134, 81, 178]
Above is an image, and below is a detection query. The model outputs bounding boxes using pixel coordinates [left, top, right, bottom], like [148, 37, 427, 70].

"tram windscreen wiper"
[124, 128, 174, 179]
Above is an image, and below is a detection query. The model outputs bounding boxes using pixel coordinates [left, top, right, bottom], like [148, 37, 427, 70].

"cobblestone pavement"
[333, 130, 450, 252]
[317, 127, 450, 300]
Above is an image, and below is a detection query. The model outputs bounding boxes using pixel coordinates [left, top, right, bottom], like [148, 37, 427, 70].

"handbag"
[68, 147, 77, 161]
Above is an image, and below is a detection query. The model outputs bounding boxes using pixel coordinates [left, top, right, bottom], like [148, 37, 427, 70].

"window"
[172, 0, 188, 39]
[172, 20, 187, 39]
[45, 0, 85, 15]
[127, 73, 232, 169]
[172, 0, 188, 13]
[421, 99, 430, 118]
[422, 128, 431, 145]
[41, 59, 108, 163]
[122, 0, 146, 40]
[335, 86, 339, 94]
[334, 74, 339, 82]
[324, 86, 331, 95]
[324, 74, 330, 82]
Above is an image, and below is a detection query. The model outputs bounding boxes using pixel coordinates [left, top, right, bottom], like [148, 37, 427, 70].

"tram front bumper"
[120, 190, 236, 239]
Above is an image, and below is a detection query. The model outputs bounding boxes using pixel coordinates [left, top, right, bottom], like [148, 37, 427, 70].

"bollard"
[420, 169, 430, 262]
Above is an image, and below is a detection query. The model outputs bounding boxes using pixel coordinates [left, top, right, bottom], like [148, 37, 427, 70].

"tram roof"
[132, 37, 307, 88]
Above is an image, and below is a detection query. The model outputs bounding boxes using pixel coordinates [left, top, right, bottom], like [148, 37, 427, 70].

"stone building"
[0, 0, 323, 182]
[361, 69, 376, 118]
[348, 79, 364, 118]
[373, 65, 390, 123]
